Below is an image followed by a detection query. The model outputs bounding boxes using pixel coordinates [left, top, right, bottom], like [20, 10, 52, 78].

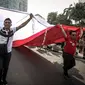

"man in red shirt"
[60, 24, 83, 78]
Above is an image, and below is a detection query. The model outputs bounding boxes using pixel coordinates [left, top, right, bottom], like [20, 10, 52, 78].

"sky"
[28, 0, 78, 20]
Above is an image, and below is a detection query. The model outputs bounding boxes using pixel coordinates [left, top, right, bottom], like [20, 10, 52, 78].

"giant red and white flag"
[0, 7, 83, 47]
[13, 23, 81, 47]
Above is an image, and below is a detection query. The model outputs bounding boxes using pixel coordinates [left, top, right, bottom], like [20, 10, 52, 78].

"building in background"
[0, 0, 28, 12]
[79, 0, 85, 3]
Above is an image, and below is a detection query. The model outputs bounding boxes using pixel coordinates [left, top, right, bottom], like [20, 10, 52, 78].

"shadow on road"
[54, 62, 85, 85]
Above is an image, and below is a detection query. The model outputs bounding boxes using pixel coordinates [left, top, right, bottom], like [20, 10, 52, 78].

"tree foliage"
[47, 12, 57, 25]
[47, 12, 71, 25]
[47, 2, 85, 26]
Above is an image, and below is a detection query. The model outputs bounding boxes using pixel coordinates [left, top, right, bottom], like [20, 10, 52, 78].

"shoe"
[63, 73, 71, 79]
[63, 67, 70, 79]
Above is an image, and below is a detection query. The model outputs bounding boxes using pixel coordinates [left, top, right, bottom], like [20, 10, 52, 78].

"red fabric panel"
[13, 25, 81, 47]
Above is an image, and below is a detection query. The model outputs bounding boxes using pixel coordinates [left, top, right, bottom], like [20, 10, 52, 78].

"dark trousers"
[0, 52, 11, 82]
[62, 52, 75, 74]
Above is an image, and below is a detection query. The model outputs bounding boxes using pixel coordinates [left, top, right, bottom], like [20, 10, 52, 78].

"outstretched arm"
[79, 27, 83, 38]
[59, 24, 67, 38]
[16, 13, 33, 31]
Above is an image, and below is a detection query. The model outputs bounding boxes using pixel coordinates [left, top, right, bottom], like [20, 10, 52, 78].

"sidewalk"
[29, 46, 63, 63]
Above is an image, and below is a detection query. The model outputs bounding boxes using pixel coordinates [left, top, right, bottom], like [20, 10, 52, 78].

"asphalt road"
[7, 46, 85, 85]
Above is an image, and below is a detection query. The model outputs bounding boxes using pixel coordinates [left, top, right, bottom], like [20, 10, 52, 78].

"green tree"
[47, 3, 85, 26]
[47, 12, 72, 25]
[64, 3, 85, 26]
[56, 14, 72, 25]
[47, 12, 57, 25]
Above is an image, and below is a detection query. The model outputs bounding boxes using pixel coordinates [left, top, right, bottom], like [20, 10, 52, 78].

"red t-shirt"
[64, 35, 80, 55]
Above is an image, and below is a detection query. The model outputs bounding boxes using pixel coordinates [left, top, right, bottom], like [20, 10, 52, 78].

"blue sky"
[28, 0, 78, 19]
